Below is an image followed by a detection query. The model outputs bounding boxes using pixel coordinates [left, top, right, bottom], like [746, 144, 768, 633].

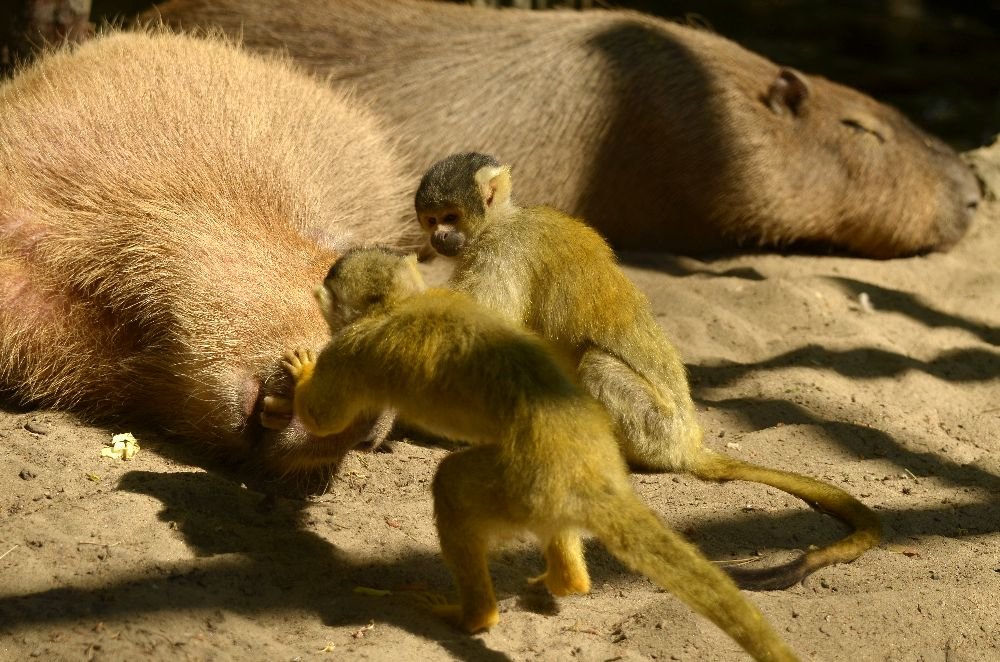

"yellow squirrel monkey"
[414, 152, 881, 590]
[282, 246, 799, 661]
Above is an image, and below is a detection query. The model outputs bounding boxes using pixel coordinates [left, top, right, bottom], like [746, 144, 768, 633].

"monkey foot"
[527, 570, 591, 597]
[428, 603, 499, 633]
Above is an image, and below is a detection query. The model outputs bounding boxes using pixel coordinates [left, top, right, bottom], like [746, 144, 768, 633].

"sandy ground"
[2, 145, 998, 661]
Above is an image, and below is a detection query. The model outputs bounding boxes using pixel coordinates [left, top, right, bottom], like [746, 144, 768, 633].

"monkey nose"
[432, 230, 466, 257]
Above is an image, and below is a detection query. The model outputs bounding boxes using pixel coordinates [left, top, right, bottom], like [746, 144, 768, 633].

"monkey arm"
[283, 347, 362, 437]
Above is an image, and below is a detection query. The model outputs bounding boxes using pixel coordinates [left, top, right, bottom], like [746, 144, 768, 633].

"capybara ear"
[765, 68, 811, 116]
[475, 164, 512, 209]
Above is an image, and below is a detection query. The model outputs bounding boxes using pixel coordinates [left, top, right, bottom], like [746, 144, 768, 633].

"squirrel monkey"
[281, 246, 798, 661]
[414, 152, 882, 590]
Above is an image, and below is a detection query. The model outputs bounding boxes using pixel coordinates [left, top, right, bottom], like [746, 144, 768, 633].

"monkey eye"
[425, 216, 437, 227]
[444, 213, 458, 224]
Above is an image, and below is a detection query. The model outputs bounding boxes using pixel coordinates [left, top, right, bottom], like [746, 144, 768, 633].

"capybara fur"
[150, 0, 981, 258]
[0, 30, 412, 493]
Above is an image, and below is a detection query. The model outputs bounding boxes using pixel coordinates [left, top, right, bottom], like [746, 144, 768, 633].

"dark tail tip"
[722, 554, 810, 591]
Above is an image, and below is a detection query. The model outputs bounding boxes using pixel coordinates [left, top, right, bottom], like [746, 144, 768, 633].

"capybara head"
[580, 18, 981, 257]
[744, 66, 980, 256]
[0, 30, 412, 494]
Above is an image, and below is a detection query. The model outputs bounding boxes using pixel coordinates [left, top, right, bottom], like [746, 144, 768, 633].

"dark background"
[89, 0, 1000, 150]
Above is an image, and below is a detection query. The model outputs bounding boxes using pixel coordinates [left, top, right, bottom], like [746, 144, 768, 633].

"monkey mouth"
[430, 230, 466, 257]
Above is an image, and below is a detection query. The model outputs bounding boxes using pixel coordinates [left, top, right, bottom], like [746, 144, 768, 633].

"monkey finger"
[259, 395, 293, 429]
[262, 395, 293, 414]
[259, 411, 292, 430]
[281, 348, 310, 378]
[404, 590, 452, 608]
[283, 347, 317, 371]
[281, 349, 302, 367]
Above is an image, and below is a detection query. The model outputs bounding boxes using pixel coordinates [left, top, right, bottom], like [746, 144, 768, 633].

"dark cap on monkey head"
[324, 245, 408, 284]
[415, 152, 502, 217]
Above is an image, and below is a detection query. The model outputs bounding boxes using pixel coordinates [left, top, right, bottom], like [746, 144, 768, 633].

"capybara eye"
[841, 119, 865, 133]
[841, 118, 885, 144]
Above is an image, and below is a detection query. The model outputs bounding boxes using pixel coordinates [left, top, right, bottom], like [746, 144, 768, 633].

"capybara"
[0, 30, 412, 493]
[150, 0, 981, 258]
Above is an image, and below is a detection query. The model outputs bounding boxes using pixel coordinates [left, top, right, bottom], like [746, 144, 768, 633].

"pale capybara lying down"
[0, 30, 412, 493]
[151, 0, 981, 258]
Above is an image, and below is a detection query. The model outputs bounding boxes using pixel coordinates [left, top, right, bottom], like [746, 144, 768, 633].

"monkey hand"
[259, 395, 293, 430]
[281, 348, 317, 385]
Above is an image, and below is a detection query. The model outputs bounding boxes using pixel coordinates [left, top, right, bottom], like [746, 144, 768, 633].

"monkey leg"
[431, 446, 513, 633]
[578, 348, 701, 471]
[528, 530, 591, 596]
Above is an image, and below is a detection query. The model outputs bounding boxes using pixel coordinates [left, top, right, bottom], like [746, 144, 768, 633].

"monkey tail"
[587, 494, 799, 662]
[689, 449, 882, 590]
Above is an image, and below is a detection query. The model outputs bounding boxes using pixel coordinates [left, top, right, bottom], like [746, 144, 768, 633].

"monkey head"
[315, 246, 426, 330]
[415, 151, 513, 257]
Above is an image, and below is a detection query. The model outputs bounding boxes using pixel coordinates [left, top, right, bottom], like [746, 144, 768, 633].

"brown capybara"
[0, 30, 412, 493]
[149, 0, 981, 258]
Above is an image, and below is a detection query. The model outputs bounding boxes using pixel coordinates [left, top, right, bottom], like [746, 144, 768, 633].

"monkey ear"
[765, 68, 810, 116]
[475, 165, 512, 209]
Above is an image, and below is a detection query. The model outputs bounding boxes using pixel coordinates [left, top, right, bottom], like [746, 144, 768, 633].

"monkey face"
[418, 207, 467, 257]
[316, 247, 426, 329]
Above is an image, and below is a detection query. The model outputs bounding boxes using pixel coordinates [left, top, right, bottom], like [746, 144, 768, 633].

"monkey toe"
[462, 607, 500, 633]
[528, 570, 591, 597]
[406, 590, 451, 608]
[527, 571, 546, 586]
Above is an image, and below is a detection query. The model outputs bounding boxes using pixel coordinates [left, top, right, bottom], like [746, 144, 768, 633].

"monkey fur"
[277, 246, 798, 661]
[414, 152, 882, 590]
